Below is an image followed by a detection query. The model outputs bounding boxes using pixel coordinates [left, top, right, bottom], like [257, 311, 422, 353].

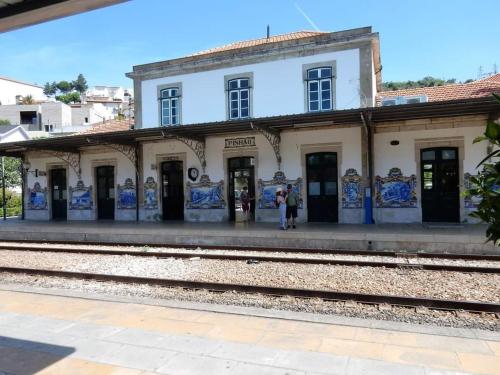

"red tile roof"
[190, 31, 328, 57]
[79, 118, 133, 134]
[377, 74, 500, 104]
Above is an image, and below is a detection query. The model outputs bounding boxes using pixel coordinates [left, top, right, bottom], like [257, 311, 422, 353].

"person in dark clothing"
[285, 184, 298, 229]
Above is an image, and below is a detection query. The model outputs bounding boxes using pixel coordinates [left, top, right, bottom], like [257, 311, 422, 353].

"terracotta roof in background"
[377, 74, 500, 104]
[190, 31, 327, 57]
[80, 118, 133, 135]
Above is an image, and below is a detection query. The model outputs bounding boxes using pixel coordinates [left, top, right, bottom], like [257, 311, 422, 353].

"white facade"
[141, 49, 362, 128]
[0, 77, 46, 105]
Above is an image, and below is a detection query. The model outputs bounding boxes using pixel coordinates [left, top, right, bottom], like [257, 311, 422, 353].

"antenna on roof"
[266, 25, 270, 39]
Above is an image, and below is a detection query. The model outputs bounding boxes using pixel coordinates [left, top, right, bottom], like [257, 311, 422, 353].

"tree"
[56, 91, 81, 104]
[465, 93, 500, 245]
[0, 119, 10, 125]
[72, 73, 88, 95]
[43, 82, 51, 96]
[56, 80, 73, 94]
[43, 82, 58, 96]
[0, 157, 21, 188]
[21, 95, 35, 104]
[381, 76, 473, 92]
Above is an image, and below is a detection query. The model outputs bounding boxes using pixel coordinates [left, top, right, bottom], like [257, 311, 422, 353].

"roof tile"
[377, 74, 500, 104]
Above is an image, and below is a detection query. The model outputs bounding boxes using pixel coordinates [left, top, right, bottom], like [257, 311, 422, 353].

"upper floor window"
[307, 67, 333, 112]
[228, 78, 250, 119]
[160, 87, 180, 126]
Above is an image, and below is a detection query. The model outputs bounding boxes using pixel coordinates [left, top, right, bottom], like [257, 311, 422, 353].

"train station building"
[0, 27, 499, 225]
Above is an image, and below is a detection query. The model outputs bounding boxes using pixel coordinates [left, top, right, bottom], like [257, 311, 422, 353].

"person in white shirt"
[276, 187, 287, 230]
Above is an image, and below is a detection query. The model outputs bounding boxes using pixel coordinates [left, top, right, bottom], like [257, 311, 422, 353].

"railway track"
[1, 243, 499, 274]
[1, 240, 499, 261]
[1, 266, 499, 314]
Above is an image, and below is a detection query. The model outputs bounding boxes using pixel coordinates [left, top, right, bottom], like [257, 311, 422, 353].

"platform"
[0, 219, 498, 254]
[0, 287, 499, 374]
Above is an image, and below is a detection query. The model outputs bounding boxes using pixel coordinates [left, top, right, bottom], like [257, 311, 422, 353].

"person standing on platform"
[276, 187, 287, 230]
[286, 184, 298, 229]
[241, 186, 251, 221]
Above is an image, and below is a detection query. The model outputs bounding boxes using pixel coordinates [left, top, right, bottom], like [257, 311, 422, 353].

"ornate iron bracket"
[42, 150, 81, 179]
[251, 122, 281, 169]
[101, 143, 138, 174]
[174, 135, 207, 173]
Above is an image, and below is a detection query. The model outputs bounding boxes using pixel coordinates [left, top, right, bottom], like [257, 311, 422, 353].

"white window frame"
[306, 67, 333, 112]
[228, 78, 250, 120]
[160, 87, 180, 126]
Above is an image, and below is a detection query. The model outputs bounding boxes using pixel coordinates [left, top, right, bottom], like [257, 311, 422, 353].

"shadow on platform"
[0, 336, 75, 375]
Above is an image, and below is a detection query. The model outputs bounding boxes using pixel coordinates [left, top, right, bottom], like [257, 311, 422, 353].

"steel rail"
[0, 266, 498, 314]
[0, 241, 499, 261]
[1, 245, 499, 274]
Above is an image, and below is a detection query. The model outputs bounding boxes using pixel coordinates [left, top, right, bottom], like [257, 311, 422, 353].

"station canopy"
[0, 96, 498, 158]
[0, 0, 128, 33]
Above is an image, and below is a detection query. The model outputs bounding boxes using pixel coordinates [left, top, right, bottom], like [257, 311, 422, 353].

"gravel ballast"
[0, 250, 498, 303]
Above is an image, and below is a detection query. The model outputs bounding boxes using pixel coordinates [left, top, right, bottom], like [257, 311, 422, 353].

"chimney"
[266, 25, 270, 39]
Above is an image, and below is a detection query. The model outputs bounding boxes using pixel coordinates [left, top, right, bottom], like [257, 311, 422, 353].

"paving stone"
[69, 337, 124, 362]
[156, 353, 238, 375]
[211, 341, 280, 366]
[231, 362, 306, 375]
[56, 321, 124, 339]
[103, 344, 177, 372]
[273, 350, 348, 374]
[346, 357, 426, 375]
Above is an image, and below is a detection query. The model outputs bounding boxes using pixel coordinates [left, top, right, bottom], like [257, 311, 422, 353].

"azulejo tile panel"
[28, 182, 47, 210]
[117, 178, 137, 209]
[69, 180, 93, 210]
[375, 168, 417, 208]
[257, 171, 303, 209]
[143, 176, 158, 210]
[186, 174, 226, 209]
[342, 168, 363, 209]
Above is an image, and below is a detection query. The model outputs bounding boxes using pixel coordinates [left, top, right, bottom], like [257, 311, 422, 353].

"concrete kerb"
[1, 284, 498, 343]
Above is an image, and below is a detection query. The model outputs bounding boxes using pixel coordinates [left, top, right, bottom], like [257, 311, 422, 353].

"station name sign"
[224, 136, 256, 148]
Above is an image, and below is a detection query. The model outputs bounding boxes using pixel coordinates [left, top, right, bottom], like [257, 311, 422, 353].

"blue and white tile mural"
[464, 173, 481, 209]
[186, 175, 225, 209]
[342, 168, 363, 209]
[28, 182, 47, 210]
[143, 176, 158, 209]
[258, 171, 303, 209]
[117, 178, 137, 209]
[69, 180, 92, 210]
[375, 168, 417, 208]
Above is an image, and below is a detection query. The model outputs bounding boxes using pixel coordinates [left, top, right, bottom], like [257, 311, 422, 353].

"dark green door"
[97, 166, 115, 220]
[228, 157, 255, 221]
[306, 152, 338, 222]
[161, 161, 184, 220]
[421, 148, 460, 222]
[51, 168, 67, 220]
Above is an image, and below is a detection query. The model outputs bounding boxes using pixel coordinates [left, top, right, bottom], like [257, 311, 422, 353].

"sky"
[0, 0, 499, 89]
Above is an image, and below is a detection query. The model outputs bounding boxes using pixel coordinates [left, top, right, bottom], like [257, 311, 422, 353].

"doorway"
[96, 166, 115, 220]
[50, 168, 67, 220]
[306, 152, 338, 222]
[161, 161, 184, 220]
[421, 147, 460, 222]
[228, 157, 255, 222]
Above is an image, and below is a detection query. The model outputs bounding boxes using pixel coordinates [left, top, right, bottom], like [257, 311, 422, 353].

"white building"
[0, 101, 115, 135]
[85, 86, 133, 118]
[0, 27, 498, 226]
[0, 76, 47, 105]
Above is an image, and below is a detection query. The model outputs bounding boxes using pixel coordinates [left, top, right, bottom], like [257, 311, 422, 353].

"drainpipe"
[135, 143, 140, 222]
[361, 111, 374, 224]
[20, 157, 25, 220]
[2, 157, 6, 220]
